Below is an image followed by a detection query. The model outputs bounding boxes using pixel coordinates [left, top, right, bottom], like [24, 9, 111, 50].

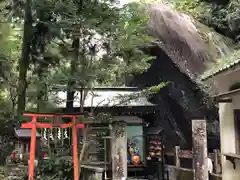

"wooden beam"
[217, 98, 232, 103]
[21, 122, 52, 129]
[175, 146, 180, 168]
[213, 88, 240, 102]
[23, 112, 87, 118]
[70, 106, 158, 114]
[192, 120, 208, 180]
[52, 86, 139, 91]
[21, 122, 84, 129]
[24, 113, 54, 117]
[113, 116, 143, 123]
[213, 149, 221, 174]
[165, 150, 218, 161]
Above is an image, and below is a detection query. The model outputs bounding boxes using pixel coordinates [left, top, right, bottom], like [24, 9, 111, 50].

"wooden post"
[103, 136, 112, 180]
[175, 146, 180, 168]
[111, 121, 127, 180]
[20, 143, 24, 154]
[213, 149, 220, 174]
[28, 115, 37, 180]
[192, 120, 208, 180]
[26, 143, 29, 153]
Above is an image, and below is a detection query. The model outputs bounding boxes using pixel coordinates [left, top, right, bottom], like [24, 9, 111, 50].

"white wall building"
[202, 59, 240, 180]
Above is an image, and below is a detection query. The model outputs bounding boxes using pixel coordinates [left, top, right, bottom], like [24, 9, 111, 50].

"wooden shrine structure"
[57, 87, 167, 179]
[14, 128, 41, 156]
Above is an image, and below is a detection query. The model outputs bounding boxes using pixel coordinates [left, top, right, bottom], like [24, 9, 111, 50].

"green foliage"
[0, 8, 22, 119]
[52, 2, 152, 87]
[21, 0, 154, 111]
[39, 154, 74, 180]
[0, 0, 156, 113]
[148, 82, 168, 93]
[171, 0, 240, 40]
[0, 0, 167, 171]
[166, 0, 240, 78]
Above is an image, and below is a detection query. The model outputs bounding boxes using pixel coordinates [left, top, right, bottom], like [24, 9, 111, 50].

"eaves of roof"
[201, 59, 240, 81]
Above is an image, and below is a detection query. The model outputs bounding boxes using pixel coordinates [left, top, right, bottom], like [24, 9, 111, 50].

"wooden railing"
[165, 146, 222, 174]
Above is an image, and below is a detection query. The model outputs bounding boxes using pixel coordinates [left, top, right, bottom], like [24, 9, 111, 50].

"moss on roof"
[201, 49, 240, 80]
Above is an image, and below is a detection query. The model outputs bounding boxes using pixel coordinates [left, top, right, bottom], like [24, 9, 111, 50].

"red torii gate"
[21, 113, 85, 180]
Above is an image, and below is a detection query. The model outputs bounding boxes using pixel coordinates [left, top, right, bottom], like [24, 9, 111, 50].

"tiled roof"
[201, 59, 240, 80]
[14, 128, 41, 139]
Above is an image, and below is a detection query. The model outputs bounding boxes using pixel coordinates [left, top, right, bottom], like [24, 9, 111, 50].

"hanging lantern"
[131, 154, 141, 165]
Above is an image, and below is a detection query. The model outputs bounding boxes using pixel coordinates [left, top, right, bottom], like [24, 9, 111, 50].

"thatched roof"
[132, 3, 222, 148]
[146, 4, 230, 80]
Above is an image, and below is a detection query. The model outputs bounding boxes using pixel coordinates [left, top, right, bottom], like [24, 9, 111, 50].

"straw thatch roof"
[146, 4, 230, 80]
[132, 4, 221, 148]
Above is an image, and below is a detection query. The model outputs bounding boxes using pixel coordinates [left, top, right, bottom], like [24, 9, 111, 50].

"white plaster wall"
[219, 102, 240, 180]
[210, 70, 240, 180]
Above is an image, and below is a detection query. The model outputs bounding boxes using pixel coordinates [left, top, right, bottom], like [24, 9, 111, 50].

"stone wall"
[81, 165, 104, 180]
[166, 165, 222, 180]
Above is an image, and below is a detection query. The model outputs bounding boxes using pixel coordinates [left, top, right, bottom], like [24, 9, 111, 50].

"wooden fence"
[165, 146, 222, 174]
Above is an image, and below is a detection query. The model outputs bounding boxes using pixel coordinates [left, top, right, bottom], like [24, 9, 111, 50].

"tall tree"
[40, 1, 153, 177]
[16, 0, 33, 117]
[36, 0, 153, 110]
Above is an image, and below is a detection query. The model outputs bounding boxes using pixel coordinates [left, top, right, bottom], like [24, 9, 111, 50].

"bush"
[39, 154, 74, 180]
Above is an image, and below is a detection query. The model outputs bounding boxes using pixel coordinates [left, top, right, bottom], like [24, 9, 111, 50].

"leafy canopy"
[2, 0, 154, 112]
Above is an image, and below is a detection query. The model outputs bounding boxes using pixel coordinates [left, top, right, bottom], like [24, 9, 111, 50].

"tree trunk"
[64, 38, 88, 178]
[17, 0, 33, 117]
[78, 87, 89, 177]
[66, 38, 79, 112]
[37, 66, 47, 112]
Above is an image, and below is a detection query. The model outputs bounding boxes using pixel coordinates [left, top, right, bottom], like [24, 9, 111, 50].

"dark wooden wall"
[132, 46, 219, 149]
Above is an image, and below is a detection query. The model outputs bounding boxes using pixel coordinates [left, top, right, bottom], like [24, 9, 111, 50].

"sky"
[120, 0, 136, 5]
